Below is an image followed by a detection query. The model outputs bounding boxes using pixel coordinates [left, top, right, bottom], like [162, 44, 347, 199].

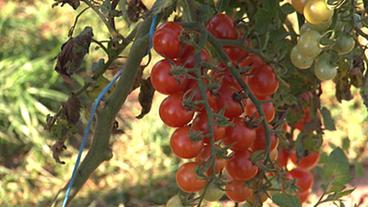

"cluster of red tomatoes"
[151, 13, 321, 205]
[290, 0, 355, 80]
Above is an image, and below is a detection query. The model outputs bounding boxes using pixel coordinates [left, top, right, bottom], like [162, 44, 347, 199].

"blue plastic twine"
[62, 69, 122, 207]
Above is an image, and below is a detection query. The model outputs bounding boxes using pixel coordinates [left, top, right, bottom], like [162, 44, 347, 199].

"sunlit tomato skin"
[288, 168, 314, 192]
[290, 46, 314, 69]
[247, 65, 279, 97]
[291, 0, 308, 14]
[223, 118, 256, 152]
[226, 150, 258, 181]
[297, 30, 322, 58]
[314, 55, 337, 81]
[244, 97, 275, 122]
[206, 13, 238, 40]
[150, 59, 188, 95]
[298, 190, 310, 203]
[225, 180, 253, 202]
[178, 46, 210, 68]
[290, 150, 320, 170]
[176, 162, 207, 193]
[170, 126, 204, 159]
[159, 93, 194, 127]
[277, 149, 290, 168]
[153, 22, 183, 59]
[216, 85, 243, 118]
[304, 0, 333, 25]
[192, 112, 226, 142]
[195, 145, 226, 175]
[251, 125, 278, 152]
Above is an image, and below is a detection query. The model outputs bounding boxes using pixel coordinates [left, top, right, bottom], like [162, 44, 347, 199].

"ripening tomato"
[291, 0, 308, 14]
[153, 22, 184, 59]
[206, 13, 238, 39]
[176, 162, 207, 193]
[244, 97, 275, 122]
[277, 149, 290, 168]
[247, 64, 279, 97]
[159, 93, 194, 127]
[192, 112, 225, 142]
[224, 46, 249, 64]
[290, 46, 314, 69]
[202, 182, 225, 201]
[195, 144, 226, 175]
[314, 55, 337, 81]
[150, 59, 188, 95]
[223, 118, 256, 152]
[298, 190, 310, 203]
[300, 20, 331, 34]
[288, 168, 314, 192]
[293, 107, 311, 131]
[297, 30, 322, 59]
[239, 54, 265, 70]
[303, 0, 333, 25]
[290, 150, 320, 170]
[333, 33, 355, 55]
[226, 150, 258, 181]
[225, 180, 253, 202]
[251, 125, 278, 152]
[216, 85, 243, 118]
[170, 126, 204, 159]
[178, 46, 210, 68]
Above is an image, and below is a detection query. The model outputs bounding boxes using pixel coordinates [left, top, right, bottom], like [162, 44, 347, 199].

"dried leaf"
[55, 27, 93, 76]
[62, 94, 81, 124]
[136, 78, 155, 119]
[52, 0, 80, 10]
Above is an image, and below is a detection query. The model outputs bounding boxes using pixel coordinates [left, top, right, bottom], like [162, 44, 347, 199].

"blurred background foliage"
[0, 0, 367, 207]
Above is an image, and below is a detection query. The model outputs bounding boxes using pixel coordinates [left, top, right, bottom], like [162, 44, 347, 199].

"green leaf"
[151, 0, 177, 15]
[321, 107, 336, 131]
[280, 3, 294, 15]
[321, 147, 352, 191]
[272, 193, 301, 207]
[341, 137, 350, 152]
[354, 162, 364, 177]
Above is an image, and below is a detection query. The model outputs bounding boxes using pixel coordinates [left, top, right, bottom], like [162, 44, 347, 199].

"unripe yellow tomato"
[304, 0, 333, 25]
[291, 0, 308, 14]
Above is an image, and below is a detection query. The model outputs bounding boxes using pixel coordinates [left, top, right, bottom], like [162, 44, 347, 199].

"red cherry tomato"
[195, 145, 226, 175]
[176, 162, 207, 193]
[247, 64, 279, 97]
[224, 46, 249, 64]
[184, 83, 218, 112]
[159, 93, 194, 127]
[277, 149, 290, 168]
[192, 112, 225, 143]
[251, 125, 278, 151]
[178, 46, 210, 68]
[223, 118, 256, 152]
[239, 54, 265, 70]
[298, 190, 310, 203]
[170, 126, 204, 159]
[288, 168, 314, 192]
[290, 150, 320, 170]
[225, 180, 253, 202]
[150, 59, 188, 95]
[293, 107, 311, 131]
[216, 85, 243, 118]
[153, 22, 184, 59]
[226, 150, 258, 181]
[244, 97, 275, 122]
[206, 13, 238, 40]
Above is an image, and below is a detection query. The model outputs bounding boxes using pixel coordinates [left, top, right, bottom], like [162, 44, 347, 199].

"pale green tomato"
[166, 195, 184, 207]
[304, 0, 334, 25]
[290, 46, 314, 69]
[202, 183, 225, 202]
[314, 56, 337, 81]
[334, 33, 355, 55]
[300, 20, 331, 34]
[297, 30, 322, 58]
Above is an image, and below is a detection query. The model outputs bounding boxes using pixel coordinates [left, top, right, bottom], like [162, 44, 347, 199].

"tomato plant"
[176, 162, 207, 193]
[170, 126, 204, 159]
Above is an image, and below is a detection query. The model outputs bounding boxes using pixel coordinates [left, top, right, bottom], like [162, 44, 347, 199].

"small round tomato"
[298, 190, 310, 203]
[170, 126, 204, 159]
[195, 144, 226, 175]
[223, 118, 256, 152]
[291, 0, 308, 14]
[176, 162, 207, 193]
[178, 46, 210, 68]
[300, 20, 331, 34]
[224, 46, 249, 64]
[251, 125, 278, 152]
[202, 182, 225, 201]
[314, 55, 337, 81]
[225, 180, 253, 202]
[290, 46, 314, 69]
[277, 149, 290, 168]
[159, 93, 194, 127]
[293, 107, 311, 131]
[226, 150, 258, 181]
[153, 22, 184, 59]
[244, 97, 275, 122]
[216, 85, 243, 118]
[150, 59, 188, 95]
[239, 54, 265, 70]
[297, 30, 322, 58]
[206, 13, 238, 39]
[290, 150, 320, 170]
[184, 84, 218, 112]
[288, 168, 314, 192]
[166, 195, 184, 207]
[303, 0, 333, 25]
[192, 112, 225, 142]
[334, 33, 355, 55]
[247, 64, 279, 97]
